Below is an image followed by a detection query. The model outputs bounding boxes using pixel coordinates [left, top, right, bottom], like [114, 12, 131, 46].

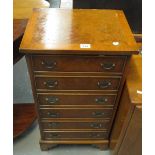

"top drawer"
[32, 55, 126, 73]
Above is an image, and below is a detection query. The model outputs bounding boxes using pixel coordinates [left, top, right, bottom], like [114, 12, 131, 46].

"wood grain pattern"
[37, 93, 117, 106]
[40, 119, 110, 130]
[126, 55, 142, 104]
[32, 55, 126, 73]
[14, 0, 50, 19]
[39, 107, 114, 119]
[35, 76, 121, 91]
[22, 9, 138, 150]
[42, 130, 108, 140]
[40, 139, 109, 150]
[110, 55, 142, 155]
[20, 9, 139, 54]
[13, 19, 27, 64]
[109, 84, 131, 150]
[13, 104, 37, 139]
[73, 0, 142, 34]
[13, 19, 28, 41]
[118, 106, 142, 155]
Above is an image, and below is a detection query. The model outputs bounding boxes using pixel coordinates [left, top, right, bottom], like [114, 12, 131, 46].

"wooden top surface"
[13, 0, 50, 19]
[127, 55, 142, 105]
[20, 9, 139, 54]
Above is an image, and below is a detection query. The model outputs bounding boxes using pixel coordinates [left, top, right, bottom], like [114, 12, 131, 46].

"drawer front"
[35, 76, 121, 91]
[40, 108, 113, 119]
[32, 55, 126, 73]
[37, 93, 117, 106]
[41, 120, 110, 130]
[42, 131, 108, 140]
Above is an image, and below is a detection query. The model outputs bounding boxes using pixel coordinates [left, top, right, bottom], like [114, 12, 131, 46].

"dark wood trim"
[133, 34, 142, 43]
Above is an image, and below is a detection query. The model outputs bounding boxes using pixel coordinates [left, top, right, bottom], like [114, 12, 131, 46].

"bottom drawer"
[42, 131, 108, 140]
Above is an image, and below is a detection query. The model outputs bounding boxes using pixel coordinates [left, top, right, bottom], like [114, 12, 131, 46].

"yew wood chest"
[20, 8, 139, 150]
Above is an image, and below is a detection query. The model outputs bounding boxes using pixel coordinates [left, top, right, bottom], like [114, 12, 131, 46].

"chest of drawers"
[20, 8, 138, 150]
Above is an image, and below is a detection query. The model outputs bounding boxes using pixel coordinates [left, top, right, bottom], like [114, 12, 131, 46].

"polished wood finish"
[41, 119, 110, 130]
[32, 55, 126, 73]
[40, 140, 109, 150]
[118, 106, 142, 155]
[20, 9, 139, 54]
[126, 55, 142, 104]
[13, 0, 49, 62]
[110, 55, 142, 155]
[13, 104, 37, 139]
[39, 108, 114, 119]
[109, 84, 131, 150]
[61, 1, 142, 34]
[73, 0, 142, 34]
[14, 0, 50, 19]
[13, 19, 28, 64]
[35, 76, 121, 91]
[13, 19, 36, 139]
[13, 19, 28, 41]
[21, 9, 138, 150]
[42, 131, 108, 140]
[37, 93, 117, 106]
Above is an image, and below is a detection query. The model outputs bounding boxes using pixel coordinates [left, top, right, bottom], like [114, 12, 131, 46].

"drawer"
[41, 120, 110, 130]
[35, 76, 121, 91]
[42, 131, 108, 140]
[32, 55, 126, 73]
[40, 108, 114, 119]
[37, 93, 117, 106]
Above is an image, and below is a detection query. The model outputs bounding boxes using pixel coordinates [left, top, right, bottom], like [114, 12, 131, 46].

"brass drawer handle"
[49, 133, 60, 138]
[89, 133, 101, 138]
[47, 112, 59, 118]
[92, 112, 104, 117]
[44, 80, 58, 89]
[41, 60, 56, 69]
[90, 123, 102, 129]
[45, 96, 59, 104]
[98, 81, 111, 89]
[95, 97, 108, 104]
[48, 122, 59, 128]
[101, 63, 115, 70]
